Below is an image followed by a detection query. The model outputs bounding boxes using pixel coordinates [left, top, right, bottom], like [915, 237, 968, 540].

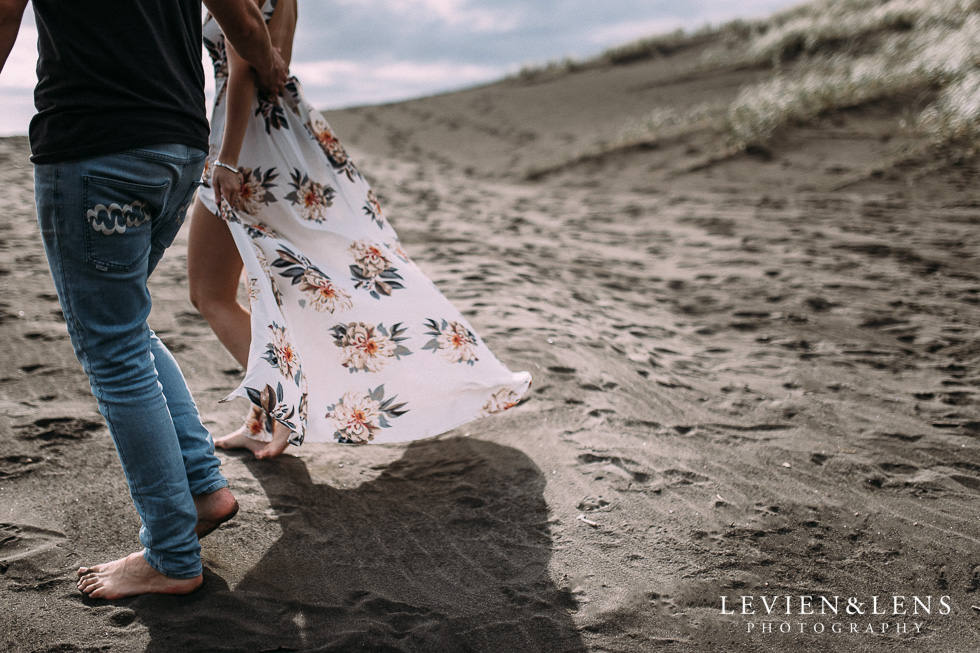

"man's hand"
[0, 0, 30, 74]
[254, 47, 287, 96]
[204, 0, 283, 95]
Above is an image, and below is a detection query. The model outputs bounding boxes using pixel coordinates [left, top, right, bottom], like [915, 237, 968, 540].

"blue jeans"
[35, 143, 225, 579]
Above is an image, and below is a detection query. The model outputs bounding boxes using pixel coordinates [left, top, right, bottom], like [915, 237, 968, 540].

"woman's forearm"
[218, 46, 257, 168]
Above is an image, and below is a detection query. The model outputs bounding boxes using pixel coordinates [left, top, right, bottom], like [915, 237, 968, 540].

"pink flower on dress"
[385, 239, 412, 265]
[242, 408, 272, 443]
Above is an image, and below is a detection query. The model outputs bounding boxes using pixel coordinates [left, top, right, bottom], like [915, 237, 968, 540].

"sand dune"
[3, 5, 980, 650]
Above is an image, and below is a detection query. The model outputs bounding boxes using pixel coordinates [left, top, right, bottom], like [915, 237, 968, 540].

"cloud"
[330, 0, 525, 33]
[0, 93, 36, 136]
[291, 59, 508, 108]
[2, 0, 806, 135]
[0, 26, 38, 91]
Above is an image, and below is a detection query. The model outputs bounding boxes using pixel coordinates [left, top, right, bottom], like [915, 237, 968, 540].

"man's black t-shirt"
[29, 0, 210, 164]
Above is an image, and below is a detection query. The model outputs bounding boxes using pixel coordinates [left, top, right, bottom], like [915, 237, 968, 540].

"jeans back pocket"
[82, 175, 171, 272]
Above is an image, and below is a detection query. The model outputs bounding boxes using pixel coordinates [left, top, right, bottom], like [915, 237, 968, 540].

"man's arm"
[203, 0, 286, 94]
[0, 0, 29, 74]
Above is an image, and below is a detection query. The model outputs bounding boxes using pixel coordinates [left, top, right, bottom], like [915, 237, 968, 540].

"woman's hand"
[212, 164, 242, 210]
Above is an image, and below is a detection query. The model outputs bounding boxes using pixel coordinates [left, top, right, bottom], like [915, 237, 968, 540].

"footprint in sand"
[577, 453, 655, 485]
[0, 454, 42, 480]
[23, 331, 66, 342]
[0, 523, 66, 567]
[16, 416, 103, 444]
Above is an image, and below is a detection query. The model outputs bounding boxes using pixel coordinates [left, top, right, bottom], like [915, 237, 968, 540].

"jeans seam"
[125, 146, 206, 165]
[195, 478, 229, 497]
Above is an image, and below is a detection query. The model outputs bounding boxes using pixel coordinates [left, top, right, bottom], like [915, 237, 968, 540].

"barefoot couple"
[1, 0, 529, 600]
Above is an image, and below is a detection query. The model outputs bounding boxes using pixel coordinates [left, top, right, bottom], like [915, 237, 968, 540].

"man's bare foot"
[254, 420, 292, 459]
[76, 552, 202, 600]
[194, 487, 239, 538]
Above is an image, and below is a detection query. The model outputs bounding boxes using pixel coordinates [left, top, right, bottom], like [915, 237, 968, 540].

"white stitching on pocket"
[87, 200, 152, 235]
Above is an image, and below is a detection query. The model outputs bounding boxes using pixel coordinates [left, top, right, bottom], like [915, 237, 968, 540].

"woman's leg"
[187, 199, 293, 458]
[187, 198, 251, 368]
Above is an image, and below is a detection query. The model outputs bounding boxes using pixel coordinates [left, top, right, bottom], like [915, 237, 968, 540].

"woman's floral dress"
[198, 1, 531, 446]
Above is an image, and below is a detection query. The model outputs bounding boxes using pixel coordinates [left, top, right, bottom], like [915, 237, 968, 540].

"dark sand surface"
[2, 35, 980, 652]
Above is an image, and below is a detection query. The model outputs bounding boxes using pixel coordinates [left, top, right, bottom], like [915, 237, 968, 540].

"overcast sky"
[0, 0, 801, 136]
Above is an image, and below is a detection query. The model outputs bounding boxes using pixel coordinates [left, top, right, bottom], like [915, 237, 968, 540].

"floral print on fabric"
[480, 388, 522, 416]
[306, 115, 362, 183]
[284, 169, 335, 223]
[330, 322, 411, 373]
[363, 190, 386, 228]
[201, 0, 531, 445]
[349, 240, 404, 299]
[271, 246, 352, 313]
[261, 322, 301, 383]
[325, 385, 408, 444]
[422, 318, 479, 365]
[246, 382, 297, 432]
[256, 91, 289, 134]
[254, 247, 285, 308]
[236, 167, 279, 215]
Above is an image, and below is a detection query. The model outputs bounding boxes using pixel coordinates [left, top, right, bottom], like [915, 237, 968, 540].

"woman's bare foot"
[215, 407, 293, 460]
[77, 552, 202, 600]
[193, 487, 239, 538]
[253, 420, 292, 459]
[214, 428, 266, 454]
[214, 406, 269, 454]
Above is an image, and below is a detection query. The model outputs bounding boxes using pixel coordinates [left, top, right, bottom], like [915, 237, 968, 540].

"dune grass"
[511, 22, 747, 81]
[722, 0, 980, 148]
[520, 0, 980, 179]
[578, 0, 980, 154]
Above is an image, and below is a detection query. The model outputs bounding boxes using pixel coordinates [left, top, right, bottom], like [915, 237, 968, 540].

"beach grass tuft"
[569, 0, 980, 153]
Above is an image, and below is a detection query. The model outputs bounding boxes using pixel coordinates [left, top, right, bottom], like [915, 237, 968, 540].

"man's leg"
[142, 173, 238, 535]
[34, 144, 215, 597]
[148, 332, 238, 536]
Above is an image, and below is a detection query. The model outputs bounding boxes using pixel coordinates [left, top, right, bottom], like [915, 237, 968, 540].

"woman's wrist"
[213, 159, 241, 175]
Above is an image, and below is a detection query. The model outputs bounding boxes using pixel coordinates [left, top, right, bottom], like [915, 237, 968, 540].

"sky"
[0, 0, 802, 136]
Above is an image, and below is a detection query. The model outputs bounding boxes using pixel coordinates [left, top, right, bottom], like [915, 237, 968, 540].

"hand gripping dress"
[198, 1, 531, 446]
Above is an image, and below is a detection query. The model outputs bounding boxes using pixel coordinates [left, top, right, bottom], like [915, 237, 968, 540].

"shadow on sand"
[130, 437, 584, 651]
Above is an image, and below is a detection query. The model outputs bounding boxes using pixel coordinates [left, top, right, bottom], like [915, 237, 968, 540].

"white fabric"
[198, 2, 531, 445]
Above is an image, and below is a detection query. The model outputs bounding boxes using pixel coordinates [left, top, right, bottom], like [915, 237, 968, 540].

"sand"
[2, 36, 980, 653]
